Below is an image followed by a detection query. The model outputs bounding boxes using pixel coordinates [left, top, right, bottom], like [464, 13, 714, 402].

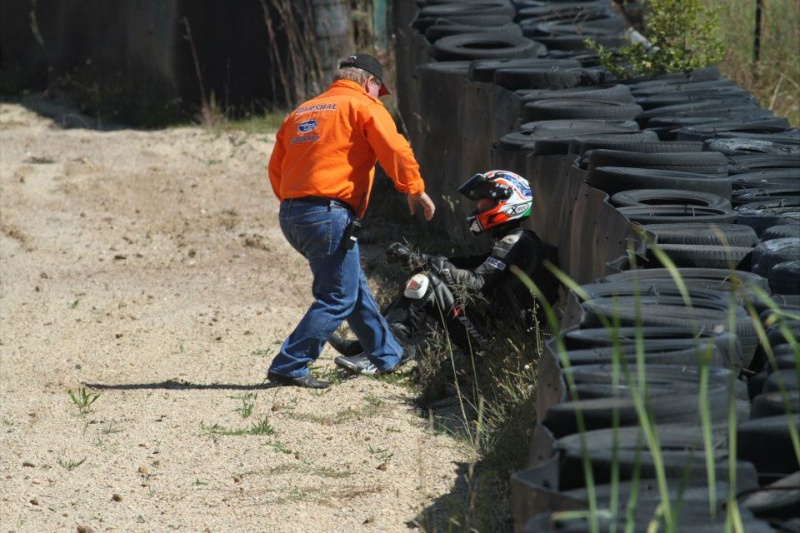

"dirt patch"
[0, 98, 475, 533]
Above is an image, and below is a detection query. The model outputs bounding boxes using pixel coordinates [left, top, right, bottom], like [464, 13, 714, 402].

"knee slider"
[403, 273, 432, 300]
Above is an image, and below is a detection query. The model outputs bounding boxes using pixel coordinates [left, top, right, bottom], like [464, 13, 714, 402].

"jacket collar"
[326, 79, 378, 102]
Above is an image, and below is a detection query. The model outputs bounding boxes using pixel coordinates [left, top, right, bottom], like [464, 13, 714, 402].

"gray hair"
[334, 60, 371, 85]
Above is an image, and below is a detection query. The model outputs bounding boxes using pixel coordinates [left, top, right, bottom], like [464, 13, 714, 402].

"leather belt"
[286, 196, 353, 212]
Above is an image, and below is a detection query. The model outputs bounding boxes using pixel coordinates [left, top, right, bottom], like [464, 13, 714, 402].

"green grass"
[704, 0, 800, 125]
[200, 415, 275, 436]
[211, 112, 288, 133]
[68, 386, 100, 414]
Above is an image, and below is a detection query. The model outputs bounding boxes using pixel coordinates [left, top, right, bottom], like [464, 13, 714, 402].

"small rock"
[138, 465, 150, 475]
[77, 525, 95, 533]
[22, 461, 35, 467]
[111, 493, 122, 502]
[29, 498, 39, 505]
[376, 463, 388, 471]
[232, 475, 241, 483]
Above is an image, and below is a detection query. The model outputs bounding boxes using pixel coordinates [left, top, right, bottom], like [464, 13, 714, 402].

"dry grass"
[704, 0, 800, 125]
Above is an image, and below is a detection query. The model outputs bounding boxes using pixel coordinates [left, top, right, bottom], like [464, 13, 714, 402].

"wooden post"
[754, 0, 763, 63]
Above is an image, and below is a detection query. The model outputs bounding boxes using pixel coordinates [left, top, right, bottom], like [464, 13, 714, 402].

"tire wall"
[397, 2, 799, 532]
[396, 4, 644, 280]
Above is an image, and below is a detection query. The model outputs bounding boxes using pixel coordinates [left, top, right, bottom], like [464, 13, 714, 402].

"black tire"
[601, 267, 770, 291]
[767, 260, 800, 294]
[587, 166, 733, 200]
[635, 88, 753, 110]
[623, 65, 721, 88]
[732, 186, 800, 207]
[587, 149, 729, 175]
[618, 205, 737, 225]
[517, 3, 610, 24]
[728, 153, 800, 174]
[418, 2, 516, 19]
[557, 447, 759, 493]
[646, 113, 785, 141]
[674, 117, 793, 141]
[762, 225, 800, 240]
[636, 99, 762, 128]
[493, 67, 605, 90]
[599, 266, 766, 312]
[580, 295, 758, 358]
[738, 415, 800, 483]
[556, 343, 727, 368]
[541, 368, 747, 439]
[705, 137, 800, 156]
[425, 22, 523, 44]
[532, 19, 623, 37]
[579, 281, 732, 305]
[498, 122, 639, 151]
[611, 189, 732, 210]
[752, 238, 800, 278]
[558, 325, 744, 363]
[762, 368, 800, 394]
[736, 207, 800, 236]
[518, 84, 634, 104]
[730, 168, 800, 189]
[750, 391, 800, 419]
[573, 139, 701, 156]
[433, 32, 545, 61]
[641, 222, 757, 246]
[629, 78, 736, 97]
[467, 57, 570, 82]
[648, 243, 753, 269]
[534, 33, 625, 52]
[533, 132, 657, 156]
[523, 98, 643, 121]
[413, 13, 516, 33]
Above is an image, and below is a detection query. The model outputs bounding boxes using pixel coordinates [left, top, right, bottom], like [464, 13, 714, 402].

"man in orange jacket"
[266, 53, 436, 389]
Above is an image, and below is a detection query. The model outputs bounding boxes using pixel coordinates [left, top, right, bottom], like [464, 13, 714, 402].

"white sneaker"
[334, 354, 380, 376]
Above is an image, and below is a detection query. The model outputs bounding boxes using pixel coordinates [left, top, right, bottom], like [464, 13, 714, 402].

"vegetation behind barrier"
[705, 0, 800, 126]
[592, 0, 724, 80]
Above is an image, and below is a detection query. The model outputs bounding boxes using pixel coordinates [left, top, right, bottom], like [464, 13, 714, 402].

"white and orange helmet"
[458, 170, 532, 235]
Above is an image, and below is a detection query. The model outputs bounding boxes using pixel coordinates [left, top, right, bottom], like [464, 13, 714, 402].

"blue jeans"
[268, 198, 402, 377]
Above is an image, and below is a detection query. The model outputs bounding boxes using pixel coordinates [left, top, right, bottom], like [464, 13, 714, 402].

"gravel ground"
[0, 98, 475, 533]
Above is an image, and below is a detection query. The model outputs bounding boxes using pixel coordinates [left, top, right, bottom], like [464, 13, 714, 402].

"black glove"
[386, 242, 412, 264]
[387, 242, 426, 271]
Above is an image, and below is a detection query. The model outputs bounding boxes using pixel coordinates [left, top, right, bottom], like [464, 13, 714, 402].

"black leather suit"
[383, 223, 559, 352]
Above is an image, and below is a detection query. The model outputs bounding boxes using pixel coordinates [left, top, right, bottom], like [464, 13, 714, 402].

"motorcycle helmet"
[458, 170, 532, 235]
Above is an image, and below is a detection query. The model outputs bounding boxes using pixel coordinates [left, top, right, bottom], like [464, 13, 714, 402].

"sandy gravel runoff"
[0, 99, 474, 533]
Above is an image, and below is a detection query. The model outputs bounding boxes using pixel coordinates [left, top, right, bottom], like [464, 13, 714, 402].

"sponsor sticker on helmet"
[505, 202, 532, 216]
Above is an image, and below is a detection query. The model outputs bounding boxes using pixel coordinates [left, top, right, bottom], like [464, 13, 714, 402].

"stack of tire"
[518, 270, 796, 531]
[401, 1, 799, 531]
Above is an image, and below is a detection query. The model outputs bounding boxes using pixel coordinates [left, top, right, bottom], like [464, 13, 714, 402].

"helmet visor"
[458, 173, 512, 201]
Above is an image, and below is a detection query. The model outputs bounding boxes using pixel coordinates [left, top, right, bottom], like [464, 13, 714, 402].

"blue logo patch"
[484, 256, 506, 271]
[298, 120, 317, 133]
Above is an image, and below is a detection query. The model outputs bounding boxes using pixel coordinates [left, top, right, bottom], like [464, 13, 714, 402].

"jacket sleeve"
[361, 103, 425, 195]
[437, 231, 535, 294]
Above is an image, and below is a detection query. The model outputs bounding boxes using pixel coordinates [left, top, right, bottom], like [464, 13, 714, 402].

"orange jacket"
[268, 79, 425, 216]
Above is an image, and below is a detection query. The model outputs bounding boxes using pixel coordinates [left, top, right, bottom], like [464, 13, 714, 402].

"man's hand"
[408, 191, 435, 221]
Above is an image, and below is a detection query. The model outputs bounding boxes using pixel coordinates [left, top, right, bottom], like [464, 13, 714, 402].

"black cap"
[339, 54, 390, 96]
